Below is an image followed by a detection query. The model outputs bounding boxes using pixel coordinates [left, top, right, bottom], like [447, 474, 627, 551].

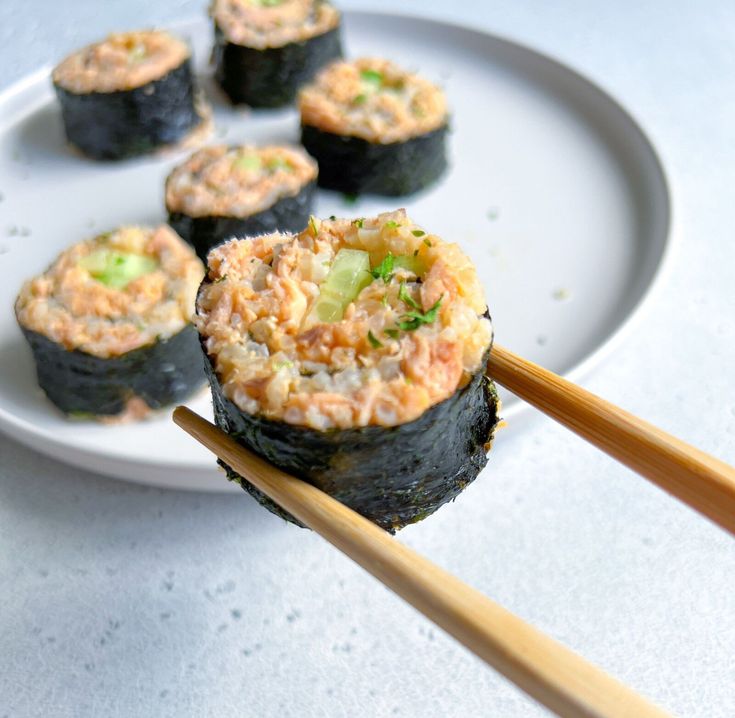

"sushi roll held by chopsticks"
[15, 226, 205, 422]
[195, 210, 500, 531]
[52, 31, 210, 160]
[299, 58, 449, 196]
[211, 0, 343, 108]
[166, 144, 318, 260]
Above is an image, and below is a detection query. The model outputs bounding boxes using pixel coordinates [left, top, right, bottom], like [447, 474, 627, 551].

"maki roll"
[195, 209, 499, 531]
[15, 226, 205, 421]
[299, 58, 449, 196]
[166, 144, 318, 260]
[52, 30, 210, 160]
[211, 0, 342, 107]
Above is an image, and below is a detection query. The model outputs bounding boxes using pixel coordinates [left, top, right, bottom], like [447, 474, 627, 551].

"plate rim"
[0, 9, 674, 484]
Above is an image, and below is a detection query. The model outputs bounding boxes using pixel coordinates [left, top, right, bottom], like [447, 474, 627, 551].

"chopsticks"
[487, 345, 735, 537]
[174, 406, 671, 718]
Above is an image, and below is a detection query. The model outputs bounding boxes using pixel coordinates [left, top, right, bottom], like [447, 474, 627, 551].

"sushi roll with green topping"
[52, 30, 210, 160]
[166, 144, 318, 260]
[15, 226, 205, 421]
[195, 210, 499, 531]
[211, 0, 342, 107]
[299, 58, 449, 196]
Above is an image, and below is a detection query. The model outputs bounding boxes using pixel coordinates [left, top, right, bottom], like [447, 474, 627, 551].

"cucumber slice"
[393, 254, 425, 277]
[79, 249, 157, 289]
[313, 249, 371, 322]
[233, 154, 262, 172]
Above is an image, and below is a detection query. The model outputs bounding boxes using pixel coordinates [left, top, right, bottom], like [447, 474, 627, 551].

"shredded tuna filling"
[53, 30, 190, 94]
[212, 0, 340, 49]
[165, 144, 318, 218]
[299, 58, 448, 144]
[195, 209, 492, 430]
[15, 226, 204, 358]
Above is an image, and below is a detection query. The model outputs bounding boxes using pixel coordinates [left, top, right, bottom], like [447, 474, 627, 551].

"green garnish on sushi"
[369, 253, 394, 284]
[79, 249, 157, 289]
[233, 154, 262, 171]
[360, 69, 384, 88]
[313, 248, 372, 322]
[367, 330, 383, 349]
[396, 296, 444, 332]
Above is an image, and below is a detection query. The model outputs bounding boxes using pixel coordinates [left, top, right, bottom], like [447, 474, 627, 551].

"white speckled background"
[1, 2, 734, 717]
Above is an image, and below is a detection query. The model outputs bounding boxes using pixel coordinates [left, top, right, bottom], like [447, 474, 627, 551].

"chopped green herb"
[384, 220, 401, 229]
[380, 294, 389, 307]
[352, 218, 365, 228]
[396, 295, 444, 331]
[329, 215, 337, 221]
[384, 328, 400, 340]
[423, 238, 432, 247]
[308, 215, 320, 237]
[413, 249, 419, 257]
[367, 330, 383, 349]
[353, 93, 367, 105]
[411, 229, 425, 237]
[369, 253, 394, 284]
[360, 69, 384, 87]
[398, 281, 421, 310]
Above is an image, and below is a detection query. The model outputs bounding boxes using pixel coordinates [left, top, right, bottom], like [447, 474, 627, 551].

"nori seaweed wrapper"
[169, 181, 316, 260]
[300, 123, 449, 196]
[21, 324, 205, 417]
[54, 60, 201, 160]
[199, 315, 499, 531]
[213, 24, 342, 108]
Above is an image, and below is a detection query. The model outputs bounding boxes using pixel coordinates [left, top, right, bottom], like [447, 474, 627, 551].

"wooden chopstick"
[174, 406, 671, 718]
[487, 345, 735, 537]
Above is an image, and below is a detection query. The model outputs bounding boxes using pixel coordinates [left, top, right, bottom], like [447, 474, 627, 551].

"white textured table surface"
[1, 2, 734, 717]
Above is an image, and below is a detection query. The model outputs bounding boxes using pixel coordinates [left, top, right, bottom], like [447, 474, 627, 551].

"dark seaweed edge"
[300, 123, 449, 196]
[213, 23, 342, 107]
[19, 323, 205, 417]
[197, 268, 499, 530]
[54, 59, 202, 160]
[168, 181, 316, 260]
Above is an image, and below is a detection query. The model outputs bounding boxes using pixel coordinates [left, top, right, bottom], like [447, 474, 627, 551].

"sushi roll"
[15, 226, 205, 421]
[52, 30, 210, 160]
[211, 0, 342, 107]
[299, 58, 449, 196]
[195, 209, 500, 531]
[166, 144, 318, 260]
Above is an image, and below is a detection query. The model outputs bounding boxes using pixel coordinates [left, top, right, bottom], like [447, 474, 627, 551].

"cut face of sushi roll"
[52, 31, 210, 160]
[15, 226, 205, 421]
[166, 144, 318, 260]
[299, 58, 449, 196]
[211, 0, 342, 107]
[195, 209, 499, 531]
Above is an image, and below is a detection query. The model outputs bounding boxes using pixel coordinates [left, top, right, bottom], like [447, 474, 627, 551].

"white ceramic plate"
[0, 11, 671, 492]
